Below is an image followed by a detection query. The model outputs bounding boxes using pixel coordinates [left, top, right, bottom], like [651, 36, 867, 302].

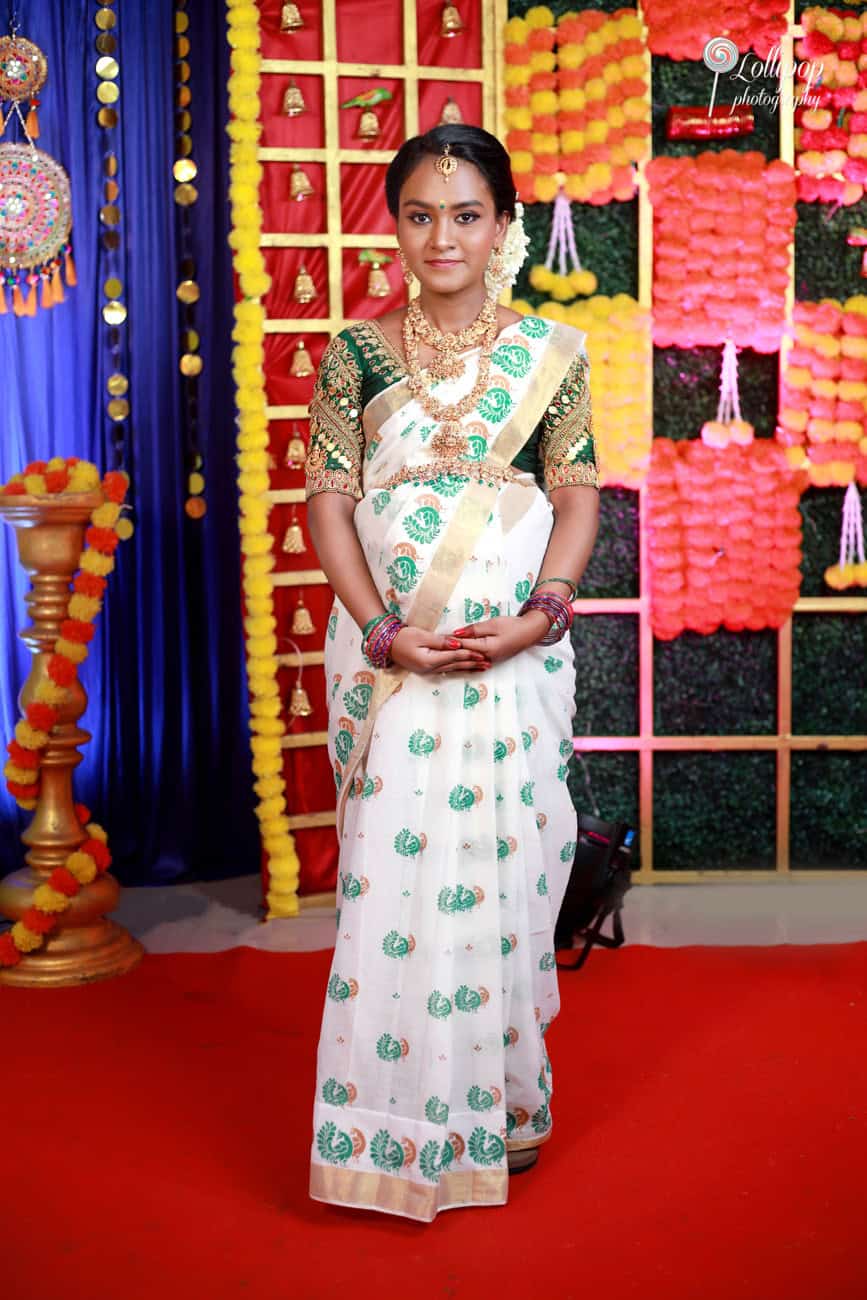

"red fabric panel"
[418, 80, 483, 132]
[336, 0, 403, 64]
[342, 250, 405, 319]
[259, 72, 324, 149]
[293, 825, 340, 894]
[263, 248, 330, 321]
[416, 0, 482, 68]
[258, 0, 323, 60]
[339, 164, 393, 236]
[261, 162, 328, 235]
[337, 77, 405, 151]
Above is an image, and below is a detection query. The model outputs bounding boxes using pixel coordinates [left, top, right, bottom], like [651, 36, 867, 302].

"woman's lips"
[425, 259, 461, 267]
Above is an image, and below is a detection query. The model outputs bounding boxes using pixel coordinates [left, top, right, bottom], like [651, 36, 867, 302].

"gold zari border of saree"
[310, 1162, 508, 1221]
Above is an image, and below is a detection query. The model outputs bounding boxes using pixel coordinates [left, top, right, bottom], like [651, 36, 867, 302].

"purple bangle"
[519, 592, 574, 645]
[363, 613, 404, 667]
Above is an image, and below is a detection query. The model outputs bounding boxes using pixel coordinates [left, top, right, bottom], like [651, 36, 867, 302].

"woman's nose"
[429, 217, 454, 249]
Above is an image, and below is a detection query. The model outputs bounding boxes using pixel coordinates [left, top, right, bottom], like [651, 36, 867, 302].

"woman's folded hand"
[389, 626, 492, 674]
[446, 612, 550, 664]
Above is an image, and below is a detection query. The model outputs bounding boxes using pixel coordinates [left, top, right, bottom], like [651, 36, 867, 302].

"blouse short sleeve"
[305, 331, 365, 502]
[539, 349, 599, 492]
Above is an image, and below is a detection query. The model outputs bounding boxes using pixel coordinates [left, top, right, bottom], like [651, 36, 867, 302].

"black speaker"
[554, 814, 635, 971]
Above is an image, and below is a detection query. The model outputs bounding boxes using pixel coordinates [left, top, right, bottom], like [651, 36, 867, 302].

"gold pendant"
[285, 430, 307, 467]
[282, 509, 307, 554]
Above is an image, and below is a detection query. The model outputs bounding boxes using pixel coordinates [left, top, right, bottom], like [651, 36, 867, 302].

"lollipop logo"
[702, 37, 738, 74]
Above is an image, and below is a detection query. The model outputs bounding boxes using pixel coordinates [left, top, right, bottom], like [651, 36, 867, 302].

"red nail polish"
[446, 638, 461, 649]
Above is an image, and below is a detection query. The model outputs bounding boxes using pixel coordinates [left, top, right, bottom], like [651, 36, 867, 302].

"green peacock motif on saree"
[372, 491, 391, 515]
[370, 1129, 405, 1172]
[426, 990, 452, 1019]
[465, 433, 488, 461]
[463, 683, 482, 709]
[424, 1096, 449, 1125]
[403, 506, 441, 545]
[327, 973, 355, 1001]
[394, 827, 425, 857]
[448, 784, 479, 811]
[475, 387, 513, 425]
[468, 1127, 506, 1166]
[536, 872, 548, 896]
[327, 610, 338, 640]
[408, 729, 437, 756]
[467, 1085, 497, 1112]
[382, 930, 413, 959]
[519, 316, 551, 339]
[386, 554, 419, 593]
[342, 682, 372, 721]
[316, 1121, 353, 1166]
[334, 727, 355, 765]
[375, 1032, 404, 1062]
[515, 578, 532, 602]
[520, 781, 535, 806]
[532, 1104, 551, 1135]
[539, 951, 556, 971]
[492, 341, 532, 379]
[454, 984, 486, 1013]
[437, 883, 481, 914]
[544, 656, 563, 673]
[560, 840, 576, 862]
[419, 1137, 455, 1182]
[321, 1078, 351, 1106]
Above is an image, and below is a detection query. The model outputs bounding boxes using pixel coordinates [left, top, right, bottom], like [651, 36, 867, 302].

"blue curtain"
[0, 1, 257, 883]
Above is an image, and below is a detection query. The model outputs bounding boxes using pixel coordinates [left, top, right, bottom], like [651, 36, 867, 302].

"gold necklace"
[402, 300, 500, 447]
[406, 297, 497, 383]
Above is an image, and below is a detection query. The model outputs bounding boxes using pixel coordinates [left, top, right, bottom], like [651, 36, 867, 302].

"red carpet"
[2, 941, 865, 1300]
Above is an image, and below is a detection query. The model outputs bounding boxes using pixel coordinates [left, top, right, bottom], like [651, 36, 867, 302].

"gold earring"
[397, 248, 414, 287]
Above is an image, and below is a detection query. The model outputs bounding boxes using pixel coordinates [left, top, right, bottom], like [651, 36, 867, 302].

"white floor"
[106, 874, 867, 954]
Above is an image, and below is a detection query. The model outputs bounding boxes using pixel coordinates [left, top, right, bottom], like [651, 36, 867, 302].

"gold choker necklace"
[402, 300, 500, 445]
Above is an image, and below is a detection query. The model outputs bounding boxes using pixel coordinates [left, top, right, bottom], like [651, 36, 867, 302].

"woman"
[305, 124, 599, 1222]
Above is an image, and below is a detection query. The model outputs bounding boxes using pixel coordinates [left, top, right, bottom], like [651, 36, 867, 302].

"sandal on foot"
[507, 1147, 539, 1175]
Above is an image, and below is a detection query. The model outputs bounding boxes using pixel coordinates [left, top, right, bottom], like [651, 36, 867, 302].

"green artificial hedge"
[509, 0, 867, 869]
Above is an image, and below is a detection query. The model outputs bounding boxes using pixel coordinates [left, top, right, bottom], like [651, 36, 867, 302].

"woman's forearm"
[307, 492, 387, 632]
[534, 484, 600, 593]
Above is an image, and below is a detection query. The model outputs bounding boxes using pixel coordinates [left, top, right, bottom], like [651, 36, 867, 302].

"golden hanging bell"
[290, 164, 315, 200]
[441, 3, 465, 37]
[282, 508, 307, 554]
[289, 679, 314, 717]
[292, 594, 316, 636]
[285, 432, 307, 467]
[290, 339, 315, 377]
[283, 79, 307, 117]
[280, 2, 304, 31]
[357, 108, 380, 140]
[439, 97, 463, 125]
[367, 261, 390, 299]
[293, 264, 316, 304]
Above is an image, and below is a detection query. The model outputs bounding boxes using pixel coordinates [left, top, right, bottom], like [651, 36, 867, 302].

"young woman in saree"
[305, 125, 600, 1222]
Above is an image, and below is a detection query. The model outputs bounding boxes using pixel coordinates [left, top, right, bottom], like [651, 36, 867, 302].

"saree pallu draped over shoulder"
[310, 318, 588, 1222]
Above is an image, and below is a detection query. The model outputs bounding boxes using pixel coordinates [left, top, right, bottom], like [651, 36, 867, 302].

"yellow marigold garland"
[226, 0, 301, 918]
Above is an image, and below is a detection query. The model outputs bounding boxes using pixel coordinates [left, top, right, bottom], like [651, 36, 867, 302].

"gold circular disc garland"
[93, 2, 129, 469]
[173, 0, 205, 518]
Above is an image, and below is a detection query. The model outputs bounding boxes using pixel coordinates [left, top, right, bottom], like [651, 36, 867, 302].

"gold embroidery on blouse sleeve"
[541, 352, 600, 491]
[305, 336, 364, 501]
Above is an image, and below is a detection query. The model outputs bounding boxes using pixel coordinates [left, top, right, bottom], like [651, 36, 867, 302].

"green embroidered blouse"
[305, 317, 599, 501]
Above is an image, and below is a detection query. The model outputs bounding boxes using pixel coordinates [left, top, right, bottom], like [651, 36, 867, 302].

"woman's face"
[396, 154, 509, 297]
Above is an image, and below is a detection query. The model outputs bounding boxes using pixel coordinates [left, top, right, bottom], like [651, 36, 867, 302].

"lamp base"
[0, 867, 144, 987]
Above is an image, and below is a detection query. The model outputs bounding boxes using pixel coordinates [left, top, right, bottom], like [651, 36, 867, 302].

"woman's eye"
[455, 212, 479, 223]
[409, 213, 431, 224]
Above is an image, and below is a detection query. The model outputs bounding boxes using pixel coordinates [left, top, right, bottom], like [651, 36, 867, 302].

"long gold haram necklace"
[402, 298, 500, 443]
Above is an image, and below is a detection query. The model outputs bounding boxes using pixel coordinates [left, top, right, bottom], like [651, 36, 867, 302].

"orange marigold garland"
[0, 459, 130, 967]
[504, 8, 560, 204]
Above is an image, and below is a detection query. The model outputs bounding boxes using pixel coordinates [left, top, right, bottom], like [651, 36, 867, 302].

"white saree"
[306, 316, 596, 1221]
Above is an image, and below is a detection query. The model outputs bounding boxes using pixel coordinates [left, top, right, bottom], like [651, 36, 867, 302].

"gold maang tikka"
[435, 140, 458, 182]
